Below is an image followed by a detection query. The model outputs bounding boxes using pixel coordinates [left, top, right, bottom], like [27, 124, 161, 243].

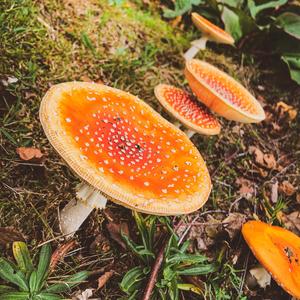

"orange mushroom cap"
[242, 220, 300, 298]
[154, 84, 221, 135]
[185, 59, 265, 123]
[40, 82, 212, 215]
[191, 13, 234, 45]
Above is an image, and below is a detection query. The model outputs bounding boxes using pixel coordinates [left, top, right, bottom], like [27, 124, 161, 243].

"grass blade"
[13, 242, 34, 276]
[0, 258, 29, 291]
[36, 243, 51, 291]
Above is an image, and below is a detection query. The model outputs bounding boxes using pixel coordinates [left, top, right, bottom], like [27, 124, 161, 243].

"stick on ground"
[142, 238, 168, 300]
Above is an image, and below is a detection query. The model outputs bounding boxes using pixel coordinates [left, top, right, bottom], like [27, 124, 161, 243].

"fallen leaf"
[279, 180, 296, 196]
[222, 213, 246, 239]
[80, 75, 93, 82]
[263, 153, 276, 169]
[297, 193, 300, 204]
[72, 288, 94, 300]
[0, 227, 25, 245]
[16, 147, 44, 162]
[170, 16, 182, 27]
[50, 240, 77, 272]
[281, 211, 300, 235]
[236, 177, 255, 200]
[97, 271, 114, 290]
[249, 146, 276, 169]
[249, 146, 264, 166]
[276, 101, 297, 121]
[106, 221, 129, 249]
[1, 76, 18, 86]
[249, 266, 271, 289]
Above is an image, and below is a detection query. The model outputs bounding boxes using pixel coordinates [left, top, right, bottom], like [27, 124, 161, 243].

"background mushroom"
[185, 59, 265, 123]
[184, 12, 235, 60]
[40, 82, 212, 236]
[242, 220, 300, 298]
[154, 84, 221, 137]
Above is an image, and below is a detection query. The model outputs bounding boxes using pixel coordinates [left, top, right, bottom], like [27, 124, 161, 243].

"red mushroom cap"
[242, 220, 300, 298]
[154, 84, 221, 135]
[185, 59, 265, 123]
[39, 82, 212, 215]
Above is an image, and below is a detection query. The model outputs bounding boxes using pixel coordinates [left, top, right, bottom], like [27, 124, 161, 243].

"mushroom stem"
[183, 36, 208, 60]
[173, 120, 182, 128]
[59, 183, 107, 236]
[184, 128, 196, 138]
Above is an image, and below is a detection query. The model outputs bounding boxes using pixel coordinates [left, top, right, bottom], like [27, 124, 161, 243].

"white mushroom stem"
[59, 182, 107, 237]
[183, 36, 208, 60]
[183, 128, 196, 138]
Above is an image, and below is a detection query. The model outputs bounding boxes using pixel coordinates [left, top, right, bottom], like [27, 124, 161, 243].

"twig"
[142, 237, 168, 300]
[177, 216, 199, 246]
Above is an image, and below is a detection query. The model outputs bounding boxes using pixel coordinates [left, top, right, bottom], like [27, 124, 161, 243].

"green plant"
[163, 0, 300, 85]
[0, 241, 89, 300]
[120, 213, 217, 299]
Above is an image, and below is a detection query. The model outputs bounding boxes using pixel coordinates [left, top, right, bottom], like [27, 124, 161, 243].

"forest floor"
[0, 0, 299, 299]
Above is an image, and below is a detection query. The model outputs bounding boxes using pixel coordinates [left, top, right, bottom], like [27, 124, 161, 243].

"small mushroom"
[242, 220, 300, 298]
[185, 59, 265, 123]
[40, 82, 212, 236]
[154, 84, 221, 138]
[184, 13, 234, 60]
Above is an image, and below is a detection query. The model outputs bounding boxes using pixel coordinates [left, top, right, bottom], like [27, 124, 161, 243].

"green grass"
[1, 0, 299, 299]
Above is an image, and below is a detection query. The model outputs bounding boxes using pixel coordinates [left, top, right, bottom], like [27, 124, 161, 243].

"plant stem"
[141, 237, 168, 300]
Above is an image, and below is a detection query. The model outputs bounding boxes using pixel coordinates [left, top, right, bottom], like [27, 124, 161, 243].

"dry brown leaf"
[106, 221, 129, 249]
[281, 211, 300, 235]
[297, 193, 300, 204]
[236, 177, 255, 200]
[16, 147, 43, 162]
[249, 146, 264, 166]
[0, 227, 25, 245]
[80, 75, 93, 82]
[276, 101, 297, 121]
[248, 146, 276, 169]
[97, 271, 114, 290]
[170, 16, 182, 27]
[50, 240, 77, 272]
[222, 213, 246, 239]
[263, 153, 276, 169]
[279, 180, 296, 196]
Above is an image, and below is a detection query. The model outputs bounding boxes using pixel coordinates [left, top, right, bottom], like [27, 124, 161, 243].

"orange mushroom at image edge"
[185, 59, 266, 123]
[39, 82, 212, 236]
[184, 12, 235, 60]
[154, 84, 221, 138]
[242, 220, 300, 298]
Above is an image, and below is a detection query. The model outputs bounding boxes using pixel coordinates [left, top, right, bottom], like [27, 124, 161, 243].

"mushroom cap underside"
[242, 221, 300, 298]
[39, 82, 212, 215]
[191, 12, 234, 45]
[154, 84, 221, 135]
[185, 59, 265, 123]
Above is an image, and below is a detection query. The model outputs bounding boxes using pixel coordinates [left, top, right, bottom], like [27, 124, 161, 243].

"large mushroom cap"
[40, 82, 212, 215]
[154, 84, 221, 135]
[185, 59, 265, 123]
[242, 221, 300, 298]
[191, 13, 234, 45]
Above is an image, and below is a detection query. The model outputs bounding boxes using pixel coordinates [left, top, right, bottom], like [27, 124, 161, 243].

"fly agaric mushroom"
[184, 13, 234, 60]
[40, 82, 212, 235]
[242, 220, 300, 298]
[185, 59, 265, 123]
[154, 84, 221, 138]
